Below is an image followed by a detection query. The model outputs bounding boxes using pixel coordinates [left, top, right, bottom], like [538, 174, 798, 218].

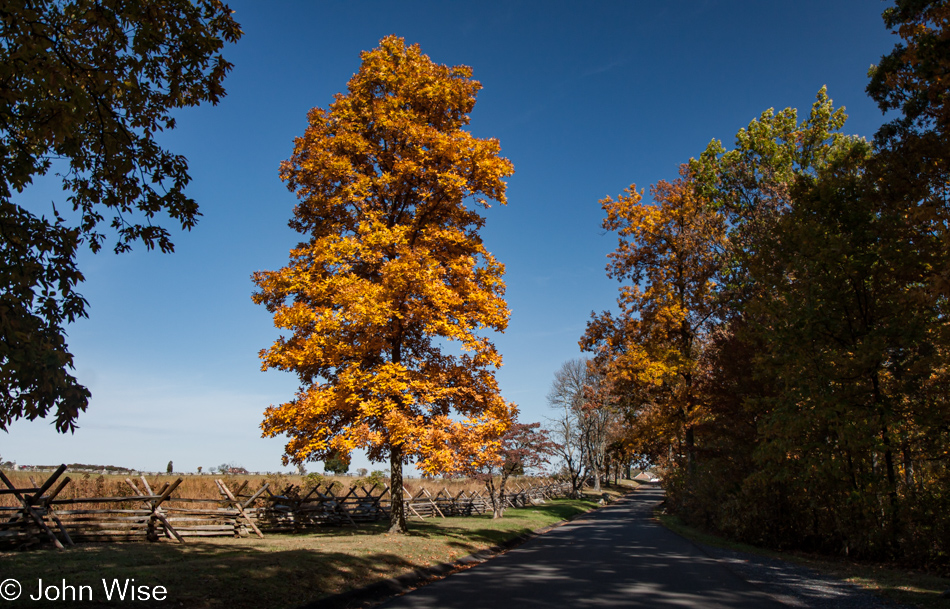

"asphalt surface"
[378, 485, 791, 608]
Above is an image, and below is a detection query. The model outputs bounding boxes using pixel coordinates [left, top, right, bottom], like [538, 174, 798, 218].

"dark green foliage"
[1, 202, 89, 431]
[625, 4, 950, 566]
[664, 87, 950, 566]
[867, 0, 950, 142]
[323, 451, 350, 475]
[0, 0, 242, 432]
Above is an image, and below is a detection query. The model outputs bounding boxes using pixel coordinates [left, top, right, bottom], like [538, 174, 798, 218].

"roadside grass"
[657, 512, 950, 609]
[0, 497, 603, 609]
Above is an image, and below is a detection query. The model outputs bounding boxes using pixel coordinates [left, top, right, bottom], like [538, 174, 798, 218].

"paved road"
[379, 485, 789, 609]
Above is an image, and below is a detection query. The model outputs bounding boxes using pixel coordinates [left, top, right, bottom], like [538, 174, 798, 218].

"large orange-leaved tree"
[252, 36, 516, 533]
[581, 168, 726, 473]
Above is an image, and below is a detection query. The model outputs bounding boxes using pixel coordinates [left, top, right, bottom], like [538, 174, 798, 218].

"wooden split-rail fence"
[258, 480, 571, 530]
[0, 467, 573, 549]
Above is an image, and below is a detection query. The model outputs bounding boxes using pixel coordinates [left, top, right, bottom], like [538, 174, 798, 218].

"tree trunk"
[493, 474, 508, 519]
[685, 426, 696, 476]
[571, 464, 584, 498]
[389, 445, 407, 534]
[871, 372, 897, 506]
[901, 441, 914, 489]
[388, 334, 408, 534]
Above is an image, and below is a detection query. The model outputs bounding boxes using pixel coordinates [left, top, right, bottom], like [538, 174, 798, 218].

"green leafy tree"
[679, 88, 950, 560]
[323, 451, 349, 475]
[685, 92, 876, 545]
[0, 0, 242, 433]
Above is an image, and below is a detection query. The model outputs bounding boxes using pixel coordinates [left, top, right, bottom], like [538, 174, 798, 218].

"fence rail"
[0, 467, 573, 549]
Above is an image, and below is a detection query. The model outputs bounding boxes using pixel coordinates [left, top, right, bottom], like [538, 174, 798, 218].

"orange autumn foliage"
[581, 167, 726, 468]
[252, 36, 515, 531]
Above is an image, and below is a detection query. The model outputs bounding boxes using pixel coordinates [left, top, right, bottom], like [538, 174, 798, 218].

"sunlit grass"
[0, 497, 603, 609]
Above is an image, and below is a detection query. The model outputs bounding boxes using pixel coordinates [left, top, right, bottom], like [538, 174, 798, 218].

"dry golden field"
[0, 469, 550, 507]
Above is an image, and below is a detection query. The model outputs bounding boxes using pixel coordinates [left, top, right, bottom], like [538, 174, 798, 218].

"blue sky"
[5, 1, 897, 473]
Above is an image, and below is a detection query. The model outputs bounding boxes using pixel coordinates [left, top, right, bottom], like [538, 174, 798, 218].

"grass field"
[0, 489, 625, 608]
[657, 512, 950, 609]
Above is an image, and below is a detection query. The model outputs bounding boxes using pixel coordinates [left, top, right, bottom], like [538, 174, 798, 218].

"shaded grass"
[657, 512, 950, 609]
[0, 498, 601, 609]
